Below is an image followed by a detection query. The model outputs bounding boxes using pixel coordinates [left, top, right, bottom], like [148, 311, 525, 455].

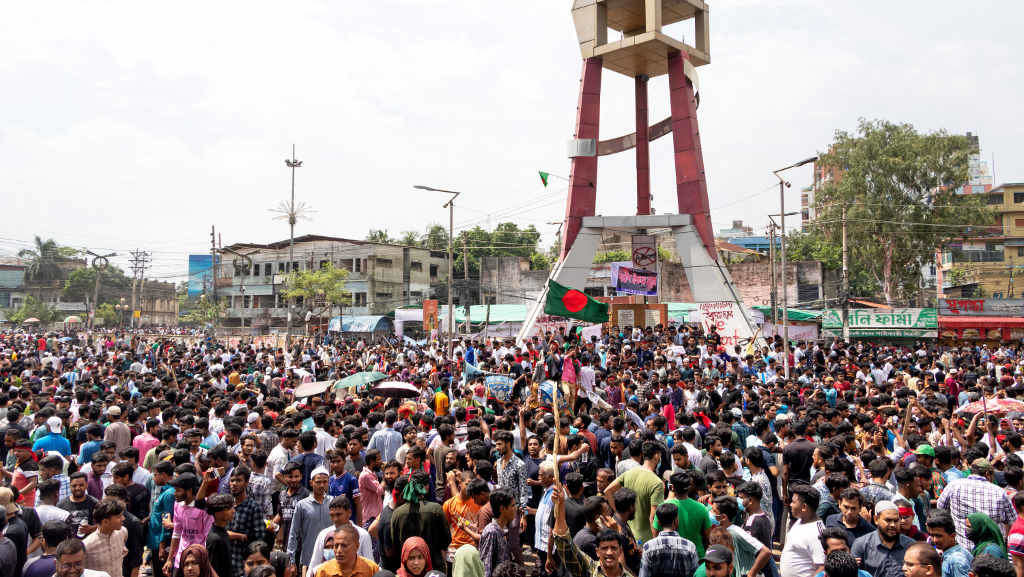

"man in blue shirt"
[33, 417, 71, 457]
[76, 425, 103, 465]
[926, 511, 971, 577]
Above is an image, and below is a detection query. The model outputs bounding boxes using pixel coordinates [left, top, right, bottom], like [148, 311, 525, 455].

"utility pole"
[211, 225, 218, 336]
[413, 185, 461, 360]
[85, 251, 116, 330]
[768, 224, 777, 328]
[841, 206, 850, 341]
[773, 155, 818, 381]
[128, 249, 151, 330]
[462, 237, 470, 334]
[285, 145, 303, 345]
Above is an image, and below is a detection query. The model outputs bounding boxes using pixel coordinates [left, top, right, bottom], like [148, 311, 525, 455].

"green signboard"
[821, 308, 937, 338]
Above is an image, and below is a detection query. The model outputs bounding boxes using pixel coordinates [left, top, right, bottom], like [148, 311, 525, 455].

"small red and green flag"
[544, 279, 609, 323]
[538, 171, 551, 187]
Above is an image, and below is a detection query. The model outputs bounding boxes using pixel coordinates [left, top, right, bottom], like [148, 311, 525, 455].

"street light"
[414, 184, 461, 360]
[772, 155, 818, 381]
[115, 297, 127, 329]
[271, 144, 310, 345]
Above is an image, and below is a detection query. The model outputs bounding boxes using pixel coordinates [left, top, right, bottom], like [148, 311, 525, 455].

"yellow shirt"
[313, 557, 379, 577]
[434, 390, 450, 417]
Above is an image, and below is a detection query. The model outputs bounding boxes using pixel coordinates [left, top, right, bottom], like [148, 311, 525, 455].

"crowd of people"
[2, 324, 1024, 577]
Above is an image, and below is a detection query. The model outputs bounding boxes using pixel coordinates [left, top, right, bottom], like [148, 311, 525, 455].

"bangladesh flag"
[544, 279, 609, 323]
[538, 171, 550, 187]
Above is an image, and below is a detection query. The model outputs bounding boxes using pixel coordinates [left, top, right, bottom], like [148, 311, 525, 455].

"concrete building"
[0, 257, 27, 310]
[941, 182, 1024, 298]
[717, 220, 754, 238]
[217, 234, 449, 329]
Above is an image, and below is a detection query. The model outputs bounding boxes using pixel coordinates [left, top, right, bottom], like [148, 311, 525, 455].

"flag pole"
[552, 379, 560, 484]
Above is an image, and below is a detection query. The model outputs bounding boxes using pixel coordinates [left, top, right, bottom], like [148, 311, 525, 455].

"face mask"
[323, 550, 335, 561]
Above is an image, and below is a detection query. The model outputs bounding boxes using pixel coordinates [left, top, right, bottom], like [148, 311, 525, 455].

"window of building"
[584, 287, 604, 297]
[376, 292, 390, 299]
[990, 193, 1006, 204]
[411, 291, 423, 299]
[1015, 192, 1024, 203]
[1018, 247, 1024, 257]
[353, 293, 367, 306]
[355, 259, 361, 273]
[430, 264, 439, 279]
[278, 262, 286, 273]
[377, 258, 393, 268]
[410, 261, 423, 272]
[291, 261, 299, 272]
[264, 263, 272, 276]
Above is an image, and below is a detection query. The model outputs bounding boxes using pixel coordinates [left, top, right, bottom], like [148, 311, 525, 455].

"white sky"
[2, 0, 1022, 280]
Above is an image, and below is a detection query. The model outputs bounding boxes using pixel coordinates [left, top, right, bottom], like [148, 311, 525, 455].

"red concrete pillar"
[667, 50, 716, 260]
[561, 57, 602, 259]
[635, 75, 651, 216]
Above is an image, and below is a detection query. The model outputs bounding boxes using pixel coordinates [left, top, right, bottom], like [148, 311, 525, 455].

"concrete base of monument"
[517, 214, 761, 344]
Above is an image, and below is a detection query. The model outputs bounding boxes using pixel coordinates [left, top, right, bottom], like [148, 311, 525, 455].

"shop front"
[821, 308, 937, 341]
[937, 298, 1024, 343]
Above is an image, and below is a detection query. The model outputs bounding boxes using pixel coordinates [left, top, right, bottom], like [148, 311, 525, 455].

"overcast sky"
[2, 0, 1021, 280]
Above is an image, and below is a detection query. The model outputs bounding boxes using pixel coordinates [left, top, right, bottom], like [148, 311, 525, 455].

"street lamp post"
[284, 145, 303, 345]
[772, 155, 818, 381]
[414, 185, 461, 361]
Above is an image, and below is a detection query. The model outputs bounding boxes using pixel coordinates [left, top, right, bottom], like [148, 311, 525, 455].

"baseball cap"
[108, 406, 122, 417]
[46, 416, 62, 434]
[913, 444, 935, 457]
[704, 545, 733, 565]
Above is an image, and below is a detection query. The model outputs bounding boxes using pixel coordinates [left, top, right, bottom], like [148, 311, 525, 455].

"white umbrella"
[371, 381, 420, 398]
[294, 380, 334, 398]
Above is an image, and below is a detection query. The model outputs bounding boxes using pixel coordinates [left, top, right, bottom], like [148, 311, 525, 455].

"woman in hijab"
[967, 512, 1008, 559]
[397, 537, 432, 577]
[451, 545, 484, 577]
[175, 545, 218, 577]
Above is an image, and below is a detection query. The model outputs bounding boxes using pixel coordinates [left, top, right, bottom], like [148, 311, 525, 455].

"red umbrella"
[954, 397, 1024, 415]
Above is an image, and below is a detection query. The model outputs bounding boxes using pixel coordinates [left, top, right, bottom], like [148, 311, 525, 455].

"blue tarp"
[327, 315, 393, 334]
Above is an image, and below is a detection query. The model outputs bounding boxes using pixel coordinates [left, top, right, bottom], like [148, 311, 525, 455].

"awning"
[938, 315, 1024, 329]
[328, 315, 393, 333]
[751, 306, 821, 323]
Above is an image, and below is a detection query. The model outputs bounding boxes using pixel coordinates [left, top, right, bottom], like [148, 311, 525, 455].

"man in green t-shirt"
[603, 441, 664, 542]
[654, 471, 712, 557]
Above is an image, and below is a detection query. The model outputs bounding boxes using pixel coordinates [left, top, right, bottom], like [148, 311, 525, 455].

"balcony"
[949, 250, 1005, 263]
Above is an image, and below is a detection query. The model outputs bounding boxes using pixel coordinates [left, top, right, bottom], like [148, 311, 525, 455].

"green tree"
[593, 249, 630, 264]
[530, 252, 551, 270]
[281, 263, 352, 317]
[18, 236, 79, 282]
[180, 294, 225, 325]
[454, 223, 543, 277]
[366, 229, 394, 244]
[94, 303, 119, 327]
[63, 266, 132, 306]
[398, 231, 420, 246]
[809, 118, 993, 304]
[422, 224, 449, 251]
[4, 295, 57, 324]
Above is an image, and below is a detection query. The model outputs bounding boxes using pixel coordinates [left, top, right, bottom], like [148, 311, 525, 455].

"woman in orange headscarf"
[397, 537, 432, 577]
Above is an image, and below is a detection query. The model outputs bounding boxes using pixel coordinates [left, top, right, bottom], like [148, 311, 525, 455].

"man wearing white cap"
[852, 501, 916, 577]
[33, 416, 72, 457]
[103, 406, 131, 454]
[288, 466, 334, 576]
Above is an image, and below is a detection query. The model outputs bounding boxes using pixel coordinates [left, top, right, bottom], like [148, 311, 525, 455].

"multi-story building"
[941, 182, 1024, 298]
[0, 257, 27, 310]
[216, 234, 449, 329]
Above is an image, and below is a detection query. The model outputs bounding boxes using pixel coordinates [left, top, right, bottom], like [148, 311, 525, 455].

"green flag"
[539, 171, 550, 187]
[544, 279, 608, 323]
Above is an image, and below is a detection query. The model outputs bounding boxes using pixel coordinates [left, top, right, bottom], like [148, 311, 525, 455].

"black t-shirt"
[743, 512, 773, 551]
[825, 513, 876, 541]
[564, 496, 587, 536]
[57, 495, 99, 536]
[782, 438, 816, 485]
[4, 516, 29, 577]
[206, 525, 232, 577]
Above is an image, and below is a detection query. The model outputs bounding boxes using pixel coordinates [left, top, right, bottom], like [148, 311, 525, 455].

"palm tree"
[366, 229, 394, 244]
[18, 236, 76, 282]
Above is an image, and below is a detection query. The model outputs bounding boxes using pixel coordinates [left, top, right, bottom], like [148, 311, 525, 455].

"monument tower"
[520, 0, 757, 341]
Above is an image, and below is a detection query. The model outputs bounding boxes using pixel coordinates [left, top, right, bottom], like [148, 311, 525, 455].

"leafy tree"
[18, 236, 79, 282]
[63, 266, 132, 306]
[530, 252, 551, 270]
[180, 294, 225, 325]
[422, 224, 449, 251]
[281, 263, 352, 317]
[366, 229, 394, 244]
[809, 118, 994, 304]
[94, 303, 119, 327]
[3, 295, 57, 324]
[453, 223, 542, 276]
[398, 231, 420, 246]
[593, 250, 630, 264]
